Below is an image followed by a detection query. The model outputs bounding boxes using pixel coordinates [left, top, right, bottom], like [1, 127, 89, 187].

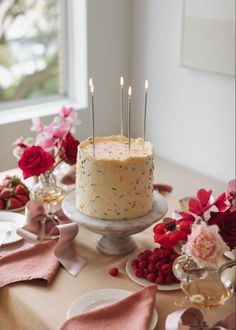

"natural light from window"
[0, 0, 87, 125]
[0, 0, 64, 104]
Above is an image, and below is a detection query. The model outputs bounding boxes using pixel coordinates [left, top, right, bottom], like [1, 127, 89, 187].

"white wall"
[0, 0, 132, 171]
[131, 0, 235, 182]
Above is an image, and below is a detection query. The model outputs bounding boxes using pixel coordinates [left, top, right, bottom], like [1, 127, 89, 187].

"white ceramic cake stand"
[62, 191, 167, 256]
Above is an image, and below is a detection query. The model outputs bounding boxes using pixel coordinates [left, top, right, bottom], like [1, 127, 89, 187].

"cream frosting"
[76, 135, 154, 220]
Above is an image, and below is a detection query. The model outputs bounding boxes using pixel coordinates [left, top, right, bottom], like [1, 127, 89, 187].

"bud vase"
[173, 255, 232, 310]
[31, 171, 65, 210]
[31, 171, 65, 240]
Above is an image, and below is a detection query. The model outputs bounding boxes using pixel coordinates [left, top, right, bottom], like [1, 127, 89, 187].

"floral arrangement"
[153, 180, 236, 267]
[13, 107, 81, 179]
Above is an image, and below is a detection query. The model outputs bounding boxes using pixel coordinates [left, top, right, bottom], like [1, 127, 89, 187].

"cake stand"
[62, 191, 167, 256]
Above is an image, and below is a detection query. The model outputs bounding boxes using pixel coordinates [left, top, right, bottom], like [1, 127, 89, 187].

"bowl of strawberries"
[0, 176, 30, 211]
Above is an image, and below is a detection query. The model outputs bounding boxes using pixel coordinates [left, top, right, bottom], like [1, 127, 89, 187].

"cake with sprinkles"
[76, 135, 154, 220]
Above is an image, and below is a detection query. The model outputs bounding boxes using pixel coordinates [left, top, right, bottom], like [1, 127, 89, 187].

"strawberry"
[0, 199, 4, 210]
[2, 176, 22, 188]
[16, 194, 30, 205]
[6, 197, 23, 210]
[2, 178, 12, 187]
[14, 184, 29, 195]
[0, 188, 12, 199]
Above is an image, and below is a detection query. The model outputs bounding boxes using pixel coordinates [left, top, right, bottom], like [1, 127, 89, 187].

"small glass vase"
[32, 171, 65, 209]
[31, 171, 65, 240]
[173, 255, 232, 310]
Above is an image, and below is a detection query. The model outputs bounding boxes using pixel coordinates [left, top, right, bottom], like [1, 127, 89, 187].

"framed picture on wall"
[181, 0, 235, 77]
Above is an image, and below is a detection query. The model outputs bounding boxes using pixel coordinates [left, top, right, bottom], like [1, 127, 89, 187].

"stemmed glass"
[31, 172, 65, 240]
[173, 256, 234, 326]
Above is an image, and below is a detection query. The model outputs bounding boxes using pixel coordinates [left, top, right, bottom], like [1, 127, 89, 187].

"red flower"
[18, 146, 55, 179]
[188, 189, 212, 217]
[153, 218, 194, 249]
[208, 210, 236, 250]
[59, 132, 80, 165]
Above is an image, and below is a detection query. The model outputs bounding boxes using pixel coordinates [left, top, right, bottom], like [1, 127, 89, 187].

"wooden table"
[0, 158, 234, 330]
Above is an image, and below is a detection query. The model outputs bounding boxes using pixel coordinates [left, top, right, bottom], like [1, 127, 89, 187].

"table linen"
[60, 285, 157, 330]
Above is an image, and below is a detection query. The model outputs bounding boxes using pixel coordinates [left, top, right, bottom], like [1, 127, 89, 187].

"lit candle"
[128, 86, 132, 151]
[89, 78, 95, 156]
[120, 76, 124, 136]
[143, 80, 149, 144]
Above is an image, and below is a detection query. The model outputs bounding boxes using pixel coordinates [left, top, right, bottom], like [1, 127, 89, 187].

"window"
[0, 0, 87, 124]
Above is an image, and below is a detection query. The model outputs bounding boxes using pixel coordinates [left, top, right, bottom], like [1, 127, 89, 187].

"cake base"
[62, 191, 167, 256]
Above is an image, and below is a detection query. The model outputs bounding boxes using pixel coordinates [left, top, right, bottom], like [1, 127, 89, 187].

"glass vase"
[32, 171, 65, 210]
[31, 171, 65, 240]
[173, 255, 232, 310]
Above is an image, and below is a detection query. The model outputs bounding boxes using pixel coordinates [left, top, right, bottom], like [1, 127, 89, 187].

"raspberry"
[148, 263, 156, 273]
[146, 273, 156, 282]
[165, 275, 173, 284]
[143, 268, 149, 277]
[156, 261, 164, 270]
[131, 259, 139, 268]
[109, 267, 119, 277]
[144, 249, 152, 256]
[139, 260, 148, 269]
[153, 247, 160, 255]
[137, 254, 148, 262]
[149, 254, 159, 263]
[134, 268, 143, 278]
[162, 264, 172, 273]
[156, 276, 164, 285]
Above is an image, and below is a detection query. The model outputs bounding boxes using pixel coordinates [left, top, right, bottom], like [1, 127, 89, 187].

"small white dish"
[126, 257, 181, 291]
[67, 288, 158, 330]
[0, 211, 26, 245]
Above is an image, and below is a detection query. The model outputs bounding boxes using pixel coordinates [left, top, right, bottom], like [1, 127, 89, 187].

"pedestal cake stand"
[62, 191, 167, 256]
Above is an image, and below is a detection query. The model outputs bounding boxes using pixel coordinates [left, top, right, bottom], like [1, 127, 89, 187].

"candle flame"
[120, 76, 124, 87]
[89, 78, 93, 87]
[145, 80, 149, 90]
[128, 86, 132, 96]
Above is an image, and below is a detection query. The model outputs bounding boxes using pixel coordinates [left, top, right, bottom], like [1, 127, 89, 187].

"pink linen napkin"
[0, 201, 85, 288]
[165, 307, 236, 330]
[60, 285, 157, 330]
[0, 240, 59, 288]
[17, 201, 85, 277]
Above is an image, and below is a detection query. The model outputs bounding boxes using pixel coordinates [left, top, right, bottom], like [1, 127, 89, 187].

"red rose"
[153, 218, 194, 249]
[59, 132, 80, 165]
[208, 210, 236, 250]
[18, 146, 55, 179]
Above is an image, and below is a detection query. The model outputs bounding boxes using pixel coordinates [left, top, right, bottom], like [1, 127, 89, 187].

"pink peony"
[182, 222, 229, 268]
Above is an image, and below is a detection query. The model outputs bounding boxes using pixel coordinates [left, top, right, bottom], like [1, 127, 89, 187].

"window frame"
[0, 0, 88, 125]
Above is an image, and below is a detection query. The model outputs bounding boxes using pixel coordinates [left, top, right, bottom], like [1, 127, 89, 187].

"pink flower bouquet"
[13, 107, 81, 179]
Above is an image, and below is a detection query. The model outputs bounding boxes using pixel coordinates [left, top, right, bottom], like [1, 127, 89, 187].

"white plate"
[126, 257, 181, 291]
[67, 288, 158, 330]
[0, 211, 26, 245]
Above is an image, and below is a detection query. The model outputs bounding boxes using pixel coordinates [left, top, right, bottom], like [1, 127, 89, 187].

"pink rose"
[182, 222, 229, 268]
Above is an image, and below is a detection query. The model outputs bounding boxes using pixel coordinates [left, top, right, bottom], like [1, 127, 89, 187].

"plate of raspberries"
[126, 247, 181, 290]
[0, 176, 30, 211]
